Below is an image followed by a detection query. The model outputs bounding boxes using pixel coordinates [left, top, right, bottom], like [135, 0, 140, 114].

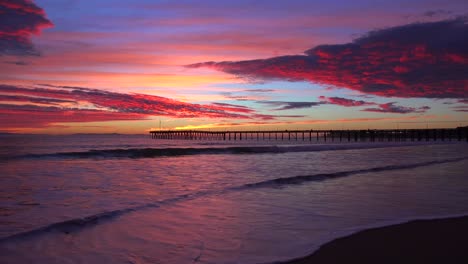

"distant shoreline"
[283, 215, 468, 264]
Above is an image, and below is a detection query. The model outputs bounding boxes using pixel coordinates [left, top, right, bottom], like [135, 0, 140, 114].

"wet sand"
[285, 215, 468, 264]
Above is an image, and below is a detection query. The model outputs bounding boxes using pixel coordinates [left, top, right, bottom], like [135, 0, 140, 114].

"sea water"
[1, 134, 467, 263]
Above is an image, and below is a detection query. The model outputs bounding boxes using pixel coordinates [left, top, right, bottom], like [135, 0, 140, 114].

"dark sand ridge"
[283, 215, 468, 264]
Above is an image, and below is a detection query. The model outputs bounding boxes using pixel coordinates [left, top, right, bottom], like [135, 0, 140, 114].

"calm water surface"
[1, 134, 467, 263]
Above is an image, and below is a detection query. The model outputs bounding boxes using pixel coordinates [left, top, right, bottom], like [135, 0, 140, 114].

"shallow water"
[1, 134, 467, 263]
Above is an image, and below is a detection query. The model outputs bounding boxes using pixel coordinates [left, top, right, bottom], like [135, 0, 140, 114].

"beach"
[286, 215, 468, 264]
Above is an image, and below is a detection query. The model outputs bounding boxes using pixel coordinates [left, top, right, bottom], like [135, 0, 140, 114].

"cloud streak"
[257, 101, 323, 110]
[220, 91, 267, 101]
[0, 84, 274, 129]
[188, 18, 468, 99]
[451, 105, 468, 112]
[243, 89, 276, 93]
[0, 0, 53, 56]
[0, 94, 75, 104]
[319, 96, 373, 107]
[0, 104, 144, 128]
[255, 96, 430, 114]
[363, 103, 430, 114]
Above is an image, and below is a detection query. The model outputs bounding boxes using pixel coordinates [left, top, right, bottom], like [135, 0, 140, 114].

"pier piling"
[149, 128, 468, 143]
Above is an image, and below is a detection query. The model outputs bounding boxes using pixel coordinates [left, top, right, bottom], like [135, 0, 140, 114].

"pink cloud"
[188, 18, 468, 99]
[0, 0, 53, 56]
[0, 84, 272, 129]
[0, 104, 145, 129]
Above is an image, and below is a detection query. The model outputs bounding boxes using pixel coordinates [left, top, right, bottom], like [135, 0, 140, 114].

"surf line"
[1, 156, 466, 243]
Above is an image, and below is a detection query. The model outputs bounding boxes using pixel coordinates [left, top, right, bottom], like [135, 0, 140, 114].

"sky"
[0, 0, 467, 134]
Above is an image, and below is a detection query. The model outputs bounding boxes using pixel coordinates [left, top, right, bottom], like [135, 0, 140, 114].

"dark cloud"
[220, 91, 265, 101]
[257, 100, 323, 110]
[209, 102, 254, 113]
[363, 102, 430, 114]
[451, 105, 468, 112]
[211, 102, 250, 108]
[189, 18, 468, 99]
[423, 10, 452, 17]
[353, 94, 375, 99]
[319, 96, 374, 107]
[243, 89, 276, 93]
[0, 0, 53, 56]
[0, 94, 75, 104]
[3, 60, 29, 65]
[249, 113, 307, 120]
[255, 96, 430, 115]
[275, 115, 305, 118]
[441, 98, 468, 105]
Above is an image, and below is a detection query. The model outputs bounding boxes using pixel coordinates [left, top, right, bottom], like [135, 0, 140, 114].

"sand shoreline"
[282, 215, 468, 264]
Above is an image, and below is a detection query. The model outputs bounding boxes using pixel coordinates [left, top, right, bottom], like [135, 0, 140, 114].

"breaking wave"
[7, 142, 448, 160]
[1, 156, 466, 243]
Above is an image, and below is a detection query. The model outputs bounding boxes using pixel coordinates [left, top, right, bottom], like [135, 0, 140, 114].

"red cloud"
[0, 0, 53, 56]
[188, 18, 468, 99]
[0, 84, 254, 117]
[0, 84, 271, 129]
[0, 104, 145, 129]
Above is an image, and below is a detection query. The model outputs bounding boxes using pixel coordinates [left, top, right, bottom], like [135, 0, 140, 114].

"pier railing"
[150, 128, 468, 142]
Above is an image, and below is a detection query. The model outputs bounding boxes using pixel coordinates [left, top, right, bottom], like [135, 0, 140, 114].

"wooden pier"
[150, 127, 468, 142]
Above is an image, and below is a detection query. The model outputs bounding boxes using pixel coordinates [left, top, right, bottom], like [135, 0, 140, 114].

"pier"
[150, 128, 468, 142]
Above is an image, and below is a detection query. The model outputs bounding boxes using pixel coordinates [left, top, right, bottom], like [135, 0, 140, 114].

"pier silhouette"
[150, 127, 468, 142]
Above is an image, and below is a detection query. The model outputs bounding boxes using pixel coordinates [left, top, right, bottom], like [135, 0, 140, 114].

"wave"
[1, 156, 466, 243]
[7, 142, 451, 160]
[235, 156, 468, 189]
[0, 193, 205, 243]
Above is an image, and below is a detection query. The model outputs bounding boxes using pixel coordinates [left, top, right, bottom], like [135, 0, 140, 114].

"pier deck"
[150, 128, 468, 142]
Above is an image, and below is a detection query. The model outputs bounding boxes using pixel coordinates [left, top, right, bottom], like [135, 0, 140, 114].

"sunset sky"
[1, 0, 467, 134]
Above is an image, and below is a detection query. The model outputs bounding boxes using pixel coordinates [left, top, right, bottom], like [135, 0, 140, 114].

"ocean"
[1, 134, 467, 263]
